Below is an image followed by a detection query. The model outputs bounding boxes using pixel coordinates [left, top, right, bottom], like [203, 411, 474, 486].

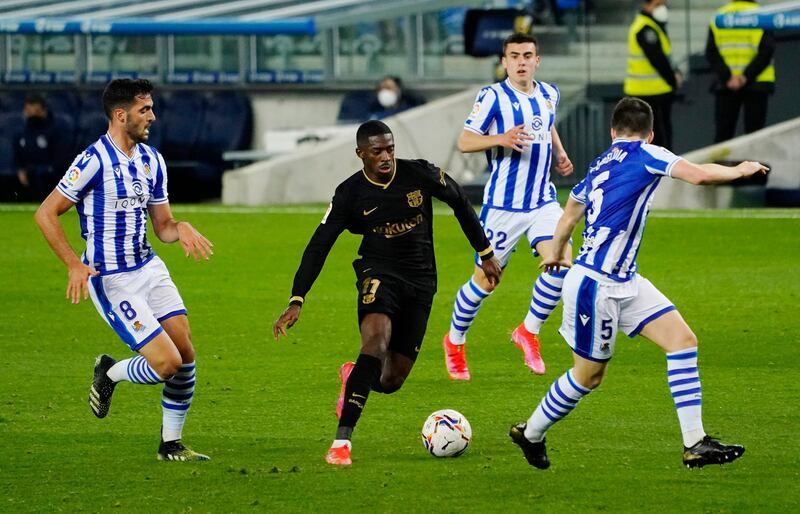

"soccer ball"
[420, 409, 472, 457]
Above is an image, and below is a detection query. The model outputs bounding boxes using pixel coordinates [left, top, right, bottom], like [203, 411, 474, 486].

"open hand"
[177, 222, 214, 261]
[67, 262, 99, 304]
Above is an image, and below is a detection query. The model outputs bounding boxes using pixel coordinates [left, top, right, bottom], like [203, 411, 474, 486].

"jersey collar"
[504, 78, 539, 98]
[105, 132, 139, 161]
[361, 159, 396, 189]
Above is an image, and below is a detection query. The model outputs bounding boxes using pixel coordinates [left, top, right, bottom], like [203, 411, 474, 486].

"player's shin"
[524, 368, 591, 442]
[523, 269, 567, 334]
[336, 353, 381, 442]
[666, 348, 706, 447]
[448, 278, 492, 343]
[161, 361, 195, 442]
[107, 355, 166, 384]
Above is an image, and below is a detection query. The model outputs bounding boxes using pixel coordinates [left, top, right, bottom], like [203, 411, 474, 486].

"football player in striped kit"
[35, 79, 213, 461]
[509, 97, 765, 469]
[443, 33, 574, 380]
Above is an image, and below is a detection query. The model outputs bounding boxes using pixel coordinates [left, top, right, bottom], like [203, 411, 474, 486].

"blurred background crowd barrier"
[0, 0, 798, 205]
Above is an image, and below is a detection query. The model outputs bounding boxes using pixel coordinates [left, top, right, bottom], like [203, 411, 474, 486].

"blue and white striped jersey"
[570, 139, 682, 282]
[56, 133, 169, 275]
[464, 78, 560, 211]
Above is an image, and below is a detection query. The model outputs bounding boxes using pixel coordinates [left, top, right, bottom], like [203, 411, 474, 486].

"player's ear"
[610, 128, 617, 140]
[646, 131, 654, 144]
[355, 146, 364, 160]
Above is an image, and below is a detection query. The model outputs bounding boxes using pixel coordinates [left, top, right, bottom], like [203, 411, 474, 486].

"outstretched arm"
[274, 191, 349, 340]
[34, 190, 99, 304]
[670, 159, 768, 185]
[540, 197, 585, 274]
[427, 166, 501, 285]
[148, 202, 214, 260]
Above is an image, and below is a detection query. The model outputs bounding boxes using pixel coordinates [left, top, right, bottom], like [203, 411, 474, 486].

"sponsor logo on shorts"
[133, 320, 147, 332]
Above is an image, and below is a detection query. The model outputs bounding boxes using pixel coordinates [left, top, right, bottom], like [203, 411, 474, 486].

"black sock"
[338, 353, 381, 436]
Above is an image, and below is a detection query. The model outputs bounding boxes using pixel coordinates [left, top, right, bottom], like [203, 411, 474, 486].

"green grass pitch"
[1, 204, 798, 512]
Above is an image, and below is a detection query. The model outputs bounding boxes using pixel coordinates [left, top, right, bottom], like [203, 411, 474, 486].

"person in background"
[14, 94, 70, 201]
[367, 76, 426, 120]
[623, 0, 683, 149]
[706, 0, 775, 143]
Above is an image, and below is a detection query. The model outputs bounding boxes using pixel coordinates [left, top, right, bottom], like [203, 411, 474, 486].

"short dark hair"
[24, 94, 47, 110]
[356, 120, 392, 147]
[611, 97, 653, 136]
[102, 78, 154, 119]
[502, 33, 538, 55]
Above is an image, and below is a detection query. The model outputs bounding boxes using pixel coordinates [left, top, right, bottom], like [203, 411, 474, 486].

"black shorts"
[356, 273, 434, 361]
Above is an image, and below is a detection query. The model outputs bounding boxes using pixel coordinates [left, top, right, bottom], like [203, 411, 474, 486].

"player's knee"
[152, 355, 182, 380]
[683, 330, 698, 349]
[380, 374, 406, 394]
[179, 343, 196, 363]
[573, 366, 606, 390]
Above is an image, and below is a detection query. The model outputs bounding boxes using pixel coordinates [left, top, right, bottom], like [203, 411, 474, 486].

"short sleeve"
[641, 143, 682, 177]
[464, 87, 498, 135]
[56, 149, 101, 203]
[149, 151, 169, 204]
[570, 177, 588, 204]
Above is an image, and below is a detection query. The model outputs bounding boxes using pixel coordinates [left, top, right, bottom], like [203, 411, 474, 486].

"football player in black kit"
[273, 120, 502, 465]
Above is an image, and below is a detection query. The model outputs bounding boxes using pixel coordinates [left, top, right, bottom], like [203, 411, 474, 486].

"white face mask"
[652, 5, 668, 23]
[377, 88, 398, 108]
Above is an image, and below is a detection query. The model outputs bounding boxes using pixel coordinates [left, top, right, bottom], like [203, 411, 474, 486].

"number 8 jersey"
[570, 139, 681, 282]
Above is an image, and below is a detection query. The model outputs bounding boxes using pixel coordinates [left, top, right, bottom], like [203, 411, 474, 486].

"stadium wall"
[222, 89, 486, 205]
[653, 117, 800, 208]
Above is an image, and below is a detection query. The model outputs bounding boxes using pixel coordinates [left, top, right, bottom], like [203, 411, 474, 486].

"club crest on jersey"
[546, 99, 554, 111]
[143, 163, 151, 176]
[407, 190, 423, 207]
[66, 167, 80, 185]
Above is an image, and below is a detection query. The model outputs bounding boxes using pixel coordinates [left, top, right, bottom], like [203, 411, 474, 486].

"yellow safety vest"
[710, 1, 775, 83]
[624, 13, 673, 96]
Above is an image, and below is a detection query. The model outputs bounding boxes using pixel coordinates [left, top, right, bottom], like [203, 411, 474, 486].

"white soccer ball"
[420, 409, 472, 457]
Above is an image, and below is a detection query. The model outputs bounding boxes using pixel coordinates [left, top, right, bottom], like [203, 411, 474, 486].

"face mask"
[377, 88, 398, 108]
[652, 5, 668, 23]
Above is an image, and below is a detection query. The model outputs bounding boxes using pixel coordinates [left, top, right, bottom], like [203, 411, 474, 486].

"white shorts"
[87, 256, 186, 351]
[473, 201, 563, 266]
[559, 264, 675, 362]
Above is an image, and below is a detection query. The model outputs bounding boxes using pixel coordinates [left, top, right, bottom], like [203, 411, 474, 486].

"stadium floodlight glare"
[714, 0, 800, 30]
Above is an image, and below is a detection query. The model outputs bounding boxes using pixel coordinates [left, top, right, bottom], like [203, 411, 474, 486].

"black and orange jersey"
[290, 158, 492, 300]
